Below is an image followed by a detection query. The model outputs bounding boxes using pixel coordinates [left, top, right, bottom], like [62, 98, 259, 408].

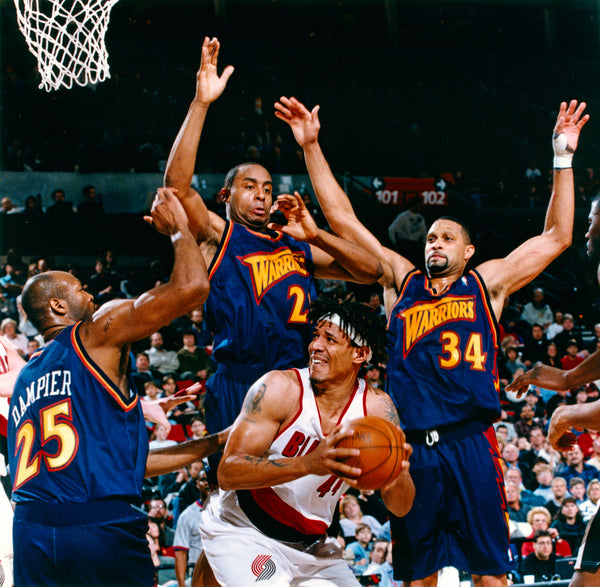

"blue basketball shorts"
[13, 500, 156, 587]
[204, 363, 268, 434]
[391, 423, 511, 581]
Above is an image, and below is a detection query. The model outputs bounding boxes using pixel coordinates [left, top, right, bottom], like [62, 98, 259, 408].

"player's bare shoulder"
[365, 384, 401, 428]
[240, 369, 301, 426]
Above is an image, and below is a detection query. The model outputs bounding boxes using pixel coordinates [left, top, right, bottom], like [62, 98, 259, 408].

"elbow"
[180, 278, 210, 312]
[217, 461, 235, 491]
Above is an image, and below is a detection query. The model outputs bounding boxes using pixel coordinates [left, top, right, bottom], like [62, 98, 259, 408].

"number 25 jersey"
[386, 269, 501, 432]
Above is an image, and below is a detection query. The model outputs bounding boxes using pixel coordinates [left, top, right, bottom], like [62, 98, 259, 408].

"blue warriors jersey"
[205, 221, 317, 373]
[386, 269, 501, 431]
[8, 323, 148, 503]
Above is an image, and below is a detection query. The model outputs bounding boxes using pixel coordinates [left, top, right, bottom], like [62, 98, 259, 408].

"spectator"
[86, 258, 119, 305]
[550, 497, 586, 556]
[76, 185, 104, 220]
[556, 444, 598, 486]
[561, 340, 585, 370]
[146, 331, 180, 378]
[149, 424, 177, 450]
[161, 375, 196, 424]
[541, 341, 563, 369]
[0, 318, 28, 357]
[188, 308, 213, 347]
[586, 437, 600, 470]
[362, 539, 389, 576]
[521, 507, 572, 559]
[175, 462, 207, 521]
[188, 417, 207, 440]
[0, 197, 23, 214]
[387, 195, 427, 265]
[579, 479, 600, 522]
[514, 404, 541, 441]
[520, 427, 551, 470]
[545, 477, 569, 518]
[143, 381, 163, 403]
[521, 288, 553, 331]
[521, 530, 560, 583]
[494, 421, 518, 444]
[506, 481, 531, 523]
[24, 338, 40, 361]
[44, 188, 75, 221]
[173, 464, 210, 587]
[521, 324, 549, 367]
[343, 523, 373, 574]
[569, 477, 587, 506]
[504, 346, 526, 377]
[339, 494, 384, 544]
[533, 464, 556, 502]
[503, 443, 530, 483]
[132, 351, 155, 396]
[176, 331, 212, 380]
[363, 364, 384, 389]
[505, 467, 544, 508]
[554, 314, 584, 356]
[546, 311, 564, 341]
[146, 497, 175, 548]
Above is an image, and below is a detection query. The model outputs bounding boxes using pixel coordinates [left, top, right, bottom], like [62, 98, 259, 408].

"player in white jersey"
[200, 296, 415, 586]
[0, 336, 26, 587]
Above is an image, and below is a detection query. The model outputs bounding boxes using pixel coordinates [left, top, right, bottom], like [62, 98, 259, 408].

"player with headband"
[197, 296, 414, 586]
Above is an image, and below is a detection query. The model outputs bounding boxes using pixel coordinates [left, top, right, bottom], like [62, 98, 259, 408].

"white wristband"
[553, 133, 573, 169]
[553, 154, 573, 169]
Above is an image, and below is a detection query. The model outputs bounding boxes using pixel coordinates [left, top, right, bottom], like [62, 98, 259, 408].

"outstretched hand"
[268, 192, 319, 241]
[140, 382, 201, 434]
[144, 187, 189, 236]
[553, 100, 589, 154]
[194, 37, 234, 106]
[274, 96, 320, 148]
[505, 364, 567, 399]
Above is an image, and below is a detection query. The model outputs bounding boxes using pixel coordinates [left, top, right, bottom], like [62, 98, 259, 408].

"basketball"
[336, 416, 405, 490]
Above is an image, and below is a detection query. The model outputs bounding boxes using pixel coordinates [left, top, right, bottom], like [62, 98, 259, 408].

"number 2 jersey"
[211, 368, 367, 542]
[8, 323, 147, 504]
[205, 221, 317, 374]
[386, 268, 501, 432]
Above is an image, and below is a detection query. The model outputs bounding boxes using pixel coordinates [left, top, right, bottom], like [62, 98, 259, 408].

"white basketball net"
[13, 0, 119, 92]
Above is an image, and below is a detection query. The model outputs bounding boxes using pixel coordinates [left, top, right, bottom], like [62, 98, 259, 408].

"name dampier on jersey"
[238, 247, 309, 302]
[11, 370, 73, 427]
[399, 295, 476, 354]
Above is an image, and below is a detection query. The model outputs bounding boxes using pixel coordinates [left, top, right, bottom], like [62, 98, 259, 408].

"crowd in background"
[3, 195, 600, 585]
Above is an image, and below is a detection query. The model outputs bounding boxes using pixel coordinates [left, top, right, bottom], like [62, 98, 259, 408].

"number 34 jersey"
[386, 269, 501, 432]
[8, 323, 147, 504]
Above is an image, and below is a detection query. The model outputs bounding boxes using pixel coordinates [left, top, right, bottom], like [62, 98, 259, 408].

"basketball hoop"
[13, 0, 120, 92]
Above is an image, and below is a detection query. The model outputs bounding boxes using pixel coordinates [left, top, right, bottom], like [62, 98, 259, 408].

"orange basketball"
[336, 415, 405, 490]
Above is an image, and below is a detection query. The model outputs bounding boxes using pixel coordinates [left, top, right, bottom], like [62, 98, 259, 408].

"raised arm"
[218, 371, 361, 490]
[164, 37, 234, 242]
[269, 192, 382, 283]
[275, 97, 409, 292]
[81, 188, 209, 351]
[478, 100, 589, 309]
[365, 387, 415, 517]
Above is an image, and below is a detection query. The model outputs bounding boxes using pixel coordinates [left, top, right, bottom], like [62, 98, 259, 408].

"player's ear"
[353, 346, 371, 366]
[49, 297, 68, 316]
[464, 244, 475, 262]
[219, 188, 230, 203]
